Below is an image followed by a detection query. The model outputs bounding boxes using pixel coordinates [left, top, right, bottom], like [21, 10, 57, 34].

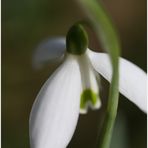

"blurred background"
[2, 0, 146, 148]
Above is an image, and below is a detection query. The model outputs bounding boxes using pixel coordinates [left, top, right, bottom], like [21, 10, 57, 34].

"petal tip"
[80, 108, 88, 114]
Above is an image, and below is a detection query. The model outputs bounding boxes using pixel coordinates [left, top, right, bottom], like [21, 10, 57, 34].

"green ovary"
[80, 89, 98, 109]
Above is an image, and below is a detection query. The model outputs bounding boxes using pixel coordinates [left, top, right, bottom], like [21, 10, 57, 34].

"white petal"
[29, 55, 82, 148]
[78, 54, 99, 93]
[77, 54, 101, 114]
[32, 37, 66, 69]
[88, 49, 147, 113]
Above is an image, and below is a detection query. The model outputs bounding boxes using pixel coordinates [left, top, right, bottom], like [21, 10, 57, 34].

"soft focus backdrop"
[2, 0, 146, 148]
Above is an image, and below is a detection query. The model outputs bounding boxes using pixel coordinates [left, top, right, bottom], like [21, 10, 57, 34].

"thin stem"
[97, 68, 119, 148]
[77, 0, 120, 148]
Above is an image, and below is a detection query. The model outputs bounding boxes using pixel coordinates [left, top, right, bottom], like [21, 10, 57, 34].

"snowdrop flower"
[29, 24, 147, 148]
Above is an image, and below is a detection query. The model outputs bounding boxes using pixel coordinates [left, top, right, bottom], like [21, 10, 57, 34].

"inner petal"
[77, 54, 101, 114]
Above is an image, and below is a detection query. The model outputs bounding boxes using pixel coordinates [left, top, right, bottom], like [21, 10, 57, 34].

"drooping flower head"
[29, 24, 147, 148]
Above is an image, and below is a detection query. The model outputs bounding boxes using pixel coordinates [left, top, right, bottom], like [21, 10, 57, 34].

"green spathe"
[66, 24, 88, 55]
[80, 89, 98, 109]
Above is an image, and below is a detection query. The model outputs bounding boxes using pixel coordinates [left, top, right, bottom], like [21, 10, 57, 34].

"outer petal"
[33, 37, 66, 69]
[29, 55, 82, 148]
[88, 50, 147, 113]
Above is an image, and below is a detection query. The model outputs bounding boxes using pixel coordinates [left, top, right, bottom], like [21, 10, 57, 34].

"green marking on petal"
[80, 89, 100, 110]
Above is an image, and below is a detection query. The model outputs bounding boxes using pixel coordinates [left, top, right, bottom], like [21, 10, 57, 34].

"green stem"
[97, 67, 119, 148]
[78, 0, 120, 148]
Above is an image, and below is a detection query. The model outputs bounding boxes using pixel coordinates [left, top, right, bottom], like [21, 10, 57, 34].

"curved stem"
[77, 0, 120, 148]
[97, 68, 119, 148]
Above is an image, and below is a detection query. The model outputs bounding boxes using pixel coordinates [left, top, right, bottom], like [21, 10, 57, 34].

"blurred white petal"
[33, 37, 66, 69]
[88, 50, 147, 113]
[29, 55, 82, 148]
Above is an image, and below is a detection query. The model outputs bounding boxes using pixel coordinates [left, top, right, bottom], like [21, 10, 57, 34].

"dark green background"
[2, 0, 146, 148]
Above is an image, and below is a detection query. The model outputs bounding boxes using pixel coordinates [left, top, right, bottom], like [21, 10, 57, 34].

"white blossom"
[30, 37, 147, 148]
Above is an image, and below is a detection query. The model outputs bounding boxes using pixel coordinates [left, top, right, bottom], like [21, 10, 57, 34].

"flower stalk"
[78, 0, 121, 148]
